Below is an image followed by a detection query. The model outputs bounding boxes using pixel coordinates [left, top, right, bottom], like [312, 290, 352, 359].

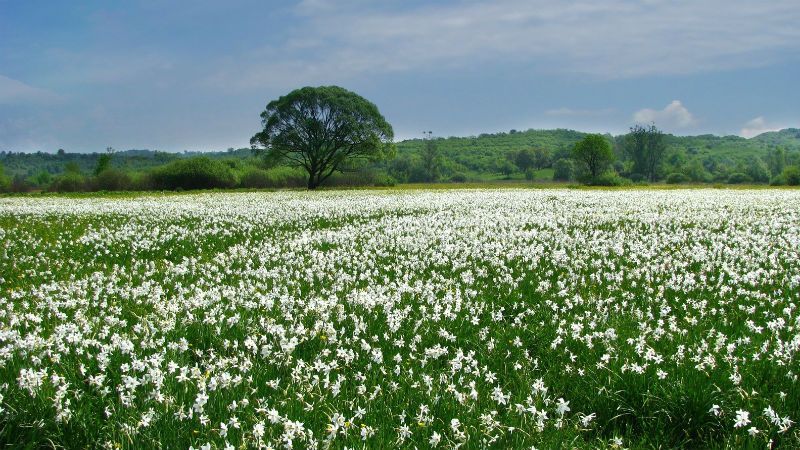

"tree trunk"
[307, 174, 318, 190]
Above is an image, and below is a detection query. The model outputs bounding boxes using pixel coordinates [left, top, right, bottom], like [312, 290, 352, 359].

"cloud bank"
[633, 101, 696, 129]
[740, 116, 782, 138]
[216, 0, 800, 89]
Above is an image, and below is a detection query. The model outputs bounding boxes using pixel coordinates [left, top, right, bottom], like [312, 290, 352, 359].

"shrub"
[629, 173, 646, 183]
[373, 174, 397, 187]
[49, 173, 87, 192]
[129, 172, 155, 191]
[328, 170, 380, 187]
[238, 167, 307, 189]
[552, 159, 574, 181]
[32, 171, 53, 189]
[0, 164, 10, 192]
[450, 173, 468, 183]
[769, 175, 786, 186]
[782, 166, 800, 186]
[590, 172, 631, 186]
[524, 169, 535, 181]
[270, 167, 307, 188]
[665, 173, 690, 184]
[10, 175, 34, 193]
[92, 169, 132, 191]
[150, 157, 236, 190]
[745, 157, 770, 183]
[238, 167, 272, 189]
[727, 172, 752, 184]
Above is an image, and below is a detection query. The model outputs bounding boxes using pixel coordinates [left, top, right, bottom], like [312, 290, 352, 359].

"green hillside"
[751, 128, 800, 150]
[393, 129, 587, 176]
[385, 127, 800, 182]
[395, 128, 797, 163]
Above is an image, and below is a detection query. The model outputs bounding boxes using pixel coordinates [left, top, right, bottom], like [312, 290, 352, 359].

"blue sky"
[1, 0, 798, 152]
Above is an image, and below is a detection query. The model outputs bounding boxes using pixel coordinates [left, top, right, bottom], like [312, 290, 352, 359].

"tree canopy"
[250, 86, 394, 189]
[625, 124, 666, 181]
[573, 134, 613, 179]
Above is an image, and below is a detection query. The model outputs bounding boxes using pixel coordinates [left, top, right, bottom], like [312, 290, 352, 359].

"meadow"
[0, 189, 798, 449]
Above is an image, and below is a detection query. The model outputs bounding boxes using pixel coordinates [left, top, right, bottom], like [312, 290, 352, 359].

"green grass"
[0, 189, 798, 449]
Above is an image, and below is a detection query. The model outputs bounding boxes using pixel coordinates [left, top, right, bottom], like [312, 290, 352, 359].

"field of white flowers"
[1, 189, 799, 449]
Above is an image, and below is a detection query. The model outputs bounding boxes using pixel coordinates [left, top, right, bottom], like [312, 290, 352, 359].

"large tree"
[625, 123, 666, 181]
[250, 86, 394, 189]
[572, 134, 613, 179]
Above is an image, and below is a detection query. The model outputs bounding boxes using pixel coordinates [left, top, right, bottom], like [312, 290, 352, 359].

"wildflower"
[253, 421, 265, 439]
[734, 410, 750, 428]
[555, 398, 570, 416]
[397, 424, 411, 441]
[491, 386, 509, 405]
[429, 431, 441, 447]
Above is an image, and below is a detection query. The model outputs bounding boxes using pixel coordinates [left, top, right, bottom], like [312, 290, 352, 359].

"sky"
[1, 0, 798, 153]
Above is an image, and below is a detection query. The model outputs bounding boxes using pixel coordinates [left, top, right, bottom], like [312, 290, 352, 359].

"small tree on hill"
[250, 86, 394, 189]
[766, 147, 786, 177]
[573, 134, 613, 180]
[514, 149, 535, 172]
[421, 131, 441, 182]
[552, 158, 574, 181]
[531, 147, 551, 170]
[94, 154, 111, 175]
[625, 124, 666, 181]
[513, 148, 550, 172]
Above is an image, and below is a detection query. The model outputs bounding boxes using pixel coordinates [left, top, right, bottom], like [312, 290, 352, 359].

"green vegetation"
[2, 127, 799, 193]
[150, 157, 237, 190]
[572, 134, 614, 181]
[1, 190, 799, 449]
[250, 86, 394, 189]
[624, 124, 666, 181]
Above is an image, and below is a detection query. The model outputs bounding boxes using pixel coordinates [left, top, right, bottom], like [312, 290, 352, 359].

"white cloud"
[633, 100, 697, 129]
[740, 116, 782, 138]
[211, 0, 800, 89]
[0, 75, 59, 104]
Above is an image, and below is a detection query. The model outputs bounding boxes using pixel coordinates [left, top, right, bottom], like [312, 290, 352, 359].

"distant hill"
[393, 129, 588, 175]
[390, 128, 800, 177]
[751, 128, 800, 150]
